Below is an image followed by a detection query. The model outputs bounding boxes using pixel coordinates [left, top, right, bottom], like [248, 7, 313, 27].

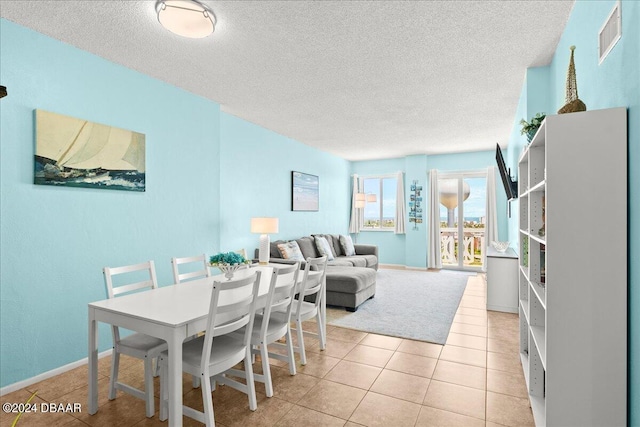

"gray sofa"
[257, 234, 378, 311]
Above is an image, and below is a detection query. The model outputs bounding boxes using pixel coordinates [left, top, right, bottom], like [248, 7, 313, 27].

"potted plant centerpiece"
[520, 112, 546, 143]
[209, 251, 251, 280]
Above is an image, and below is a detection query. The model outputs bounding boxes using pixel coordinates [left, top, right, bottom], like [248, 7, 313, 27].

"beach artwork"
[291, 171, 319, 211]
[34, 110, 145, 192]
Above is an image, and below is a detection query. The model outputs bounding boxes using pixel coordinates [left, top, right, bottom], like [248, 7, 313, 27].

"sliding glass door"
[438, 171, 487, 271]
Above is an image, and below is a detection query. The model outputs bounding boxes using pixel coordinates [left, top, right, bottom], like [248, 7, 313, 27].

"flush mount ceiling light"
[156, 0, 216, 39]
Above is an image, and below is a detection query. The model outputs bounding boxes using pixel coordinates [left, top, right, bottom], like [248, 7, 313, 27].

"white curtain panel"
[427, 169, 442, 269]
[483, 166, 499, 270]
[348, 174, 362, 234]
[394, 171, 406, 234]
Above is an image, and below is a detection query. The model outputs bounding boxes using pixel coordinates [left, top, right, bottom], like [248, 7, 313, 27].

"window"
[361, 176, 397, 230]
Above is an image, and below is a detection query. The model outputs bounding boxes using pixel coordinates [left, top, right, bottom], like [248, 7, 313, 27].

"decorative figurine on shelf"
[558, 46, 587, 114]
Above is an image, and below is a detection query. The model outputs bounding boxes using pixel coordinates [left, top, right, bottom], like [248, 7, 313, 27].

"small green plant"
[209, 252, 250, 266]
[520, 112, 546, 142]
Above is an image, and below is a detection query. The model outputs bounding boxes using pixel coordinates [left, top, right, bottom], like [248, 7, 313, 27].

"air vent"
[599, 1, 621, 64]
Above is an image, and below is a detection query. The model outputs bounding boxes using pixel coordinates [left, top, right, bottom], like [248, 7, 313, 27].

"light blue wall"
[351, 151, 508, 267]
[506, 0, 640, 422]
[0, 20, 221, 386]
[219, 112, 351, 256]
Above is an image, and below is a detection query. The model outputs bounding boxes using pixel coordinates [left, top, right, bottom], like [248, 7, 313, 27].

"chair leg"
[200, 370, 215, 427]
[285, 327, 297, 375]
[317, 312, 326, 350]
[192, 375, 201, 389]
[296, 319, 307, 365]
[244, 350, 258, 411]
[153, 356, 161, 377]
[143, 356, 155, 417]
[260, 344, 273, 397]
[108, 349, 119, 400]
[159, 355, 168, 421]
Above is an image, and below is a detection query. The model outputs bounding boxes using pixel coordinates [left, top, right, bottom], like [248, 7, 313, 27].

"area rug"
[328, 269, 472, 344]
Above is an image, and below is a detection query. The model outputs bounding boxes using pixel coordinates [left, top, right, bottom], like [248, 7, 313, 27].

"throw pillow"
[339, 235, 356, 256]
[314, 236, 335, 261]
[276, 241, 305, 261]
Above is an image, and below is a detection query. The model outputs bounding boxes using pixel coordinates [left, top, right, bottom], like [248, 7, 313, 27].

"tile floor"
[1, 272, 534, 426]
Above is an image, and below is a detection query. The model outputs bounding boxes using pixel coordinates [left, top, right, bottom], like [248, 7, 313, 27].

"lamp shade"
[251, 217, 279, 234]
[366, 194, 377, 202]
[355, 200, 366, 208]
[355, 193, 366, 202]
[156, 0, 216, 38]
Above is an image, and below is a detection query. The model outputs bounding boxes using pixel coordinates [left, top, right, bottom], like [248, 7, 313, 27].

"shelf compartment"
[530, 325, 546, 369]
[528, 343, 546, 423]
[529, 191, 546, 239]
[530, 280, 546, 309]
[528, 145, 546, 189]
[518, 158, 529, 195]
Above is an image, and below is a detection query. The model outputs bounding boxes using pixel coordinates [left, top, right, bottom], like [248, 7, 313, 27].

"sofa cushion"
[276, 241, 305, 261]
[327, 259, 354, 267]
[350, 254, 378, 268]
[325, 266, 376, 294]
[270, 240, 286, 258]
[341, 256, 367, 267]
[296, 236, 319, 259]
[314, 236, 335, 261]
[339, 235, 356, 256]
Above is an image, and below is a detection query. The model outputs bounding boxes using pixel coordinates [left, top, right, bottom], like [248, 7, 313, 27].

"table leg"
[321, 275, 327, 344]
[167, 331, 183, 427]
[88, 308, 98, 415]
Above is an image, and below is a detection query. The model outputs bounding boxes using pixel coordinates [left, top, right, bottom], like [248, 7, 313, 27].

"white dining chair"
[158, 270, 262, 426]
[287, 256, 328, 365]
[171, 254, 211, 284]
[228, 262, 300, 397]
[103, 260, 167, 418]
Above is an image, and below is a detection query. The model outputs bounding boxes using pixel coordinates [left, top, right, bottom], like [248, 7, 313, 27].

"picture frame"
[291, 171, 319, 211]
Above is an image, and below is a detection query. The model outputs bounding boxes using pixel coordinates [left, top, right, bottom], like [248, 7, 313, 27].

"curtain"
[427, 169, 442, 269]
[348, 174, 362, 234]
[483, 166, 498, 270]
[394, 171, 406, 234]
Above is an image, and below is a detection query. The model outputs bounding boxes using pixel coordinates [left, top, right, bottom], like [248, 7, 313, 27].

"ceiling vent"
[599, 1, 621, 64]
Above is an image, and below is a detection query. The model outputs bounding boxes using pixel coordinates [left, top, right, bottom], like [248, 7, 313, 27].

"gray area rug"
[328, 269, 472, 344]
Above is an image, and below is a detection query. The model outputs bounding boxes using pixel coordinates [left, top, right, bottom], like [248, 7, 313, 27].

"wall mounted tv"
[496, 143, 518, 200]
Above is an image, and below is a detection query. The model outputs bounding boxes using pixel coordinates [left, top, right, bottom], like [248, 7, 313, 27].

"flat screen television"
[496, 143, 518, 200]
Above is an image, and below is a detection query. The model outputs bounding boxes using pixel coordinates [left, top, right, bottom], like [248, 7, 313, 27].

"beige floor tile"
[325, 360, 382, 390]
[396, 339, 442, 359]
[344, 345, 394, 368]
[439, 345, 487, 368]
[349, 391, 421, 427]
[455, 307, 488, 318]
[295, 351, 341, 378]
[486, 391, 535, 426]
[487, 327, 519, 343]
[487, 352, 523, 374]
[327, 328, 368, 344]
[486, 369, 528, 398]
[487, 337, 520, 355]
[25, 363, 92, 402]
[445, 333, 487, 351]
[385, 352, 437, 378]
[297, 380, 366, 420]
[275, 405, 347, 426]
[415, 406, 485, 427]
[458, 296, 486, 309]
[369, 369, 430, 404]
[448, 323, 487, 338]
[423, 380, 485, 420]
[453, 314, 488, 326]
[432, 360, 486, 390]
[214, 393, 293, 427]
[308, 337, 358, 359]
[359, 333, 403, 351]
[269, 366, 321, 403]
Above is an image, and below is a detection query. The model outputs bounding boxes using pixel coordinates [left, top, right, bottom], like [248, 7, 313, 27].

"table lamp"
[251, 217, 279, 265]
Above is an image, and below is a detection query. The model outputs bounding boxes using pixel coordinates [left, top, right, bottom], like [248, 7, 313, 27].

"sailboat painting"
[34, 110, 145, 192]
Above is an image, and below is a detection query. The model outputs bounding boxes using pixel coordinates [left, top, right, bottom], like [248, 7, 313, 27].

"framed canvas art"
[291, 171, 319, 211]
[34, 109, 146, 192]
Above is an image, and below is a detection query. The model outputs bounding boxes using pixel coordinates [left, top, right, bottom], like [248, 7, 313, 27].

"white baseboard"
[0, 349, 112, 396]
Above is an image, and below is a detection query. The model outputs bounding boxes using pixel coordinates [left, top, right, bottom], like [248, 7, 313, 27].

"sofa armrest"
[354, 244, 378, 258]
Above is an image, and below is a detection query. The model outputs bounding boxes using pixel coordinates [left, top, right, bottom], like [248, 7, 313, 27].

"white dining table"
[87, 264, 324, 427]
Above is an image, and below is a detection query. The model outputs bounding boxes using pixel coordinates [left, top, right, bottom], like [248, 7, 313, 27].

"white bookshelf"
[518, 108, 627, 427]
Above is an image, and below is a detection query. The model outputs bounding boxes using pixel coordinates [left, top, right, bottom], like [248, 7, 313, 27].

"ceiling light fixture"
[156, 0, 216, 39]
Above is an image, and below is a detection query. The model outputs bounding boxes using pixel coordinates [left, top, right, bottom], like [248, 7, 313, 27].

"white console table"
[486, 247, 518, 313]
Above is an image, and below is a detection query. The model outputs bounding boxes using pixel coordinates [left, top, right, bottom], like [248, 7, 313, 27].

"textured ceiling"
[0, 1, 574, 161]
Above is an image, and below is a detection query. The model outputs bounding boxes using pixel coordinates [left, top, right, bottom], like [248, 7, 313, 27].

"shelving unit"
[518, 108, 627, 426]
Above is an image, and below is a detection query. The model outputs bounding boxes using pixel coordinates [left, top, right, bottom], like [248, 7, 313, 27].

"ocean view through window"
[361, 176, 397, 230]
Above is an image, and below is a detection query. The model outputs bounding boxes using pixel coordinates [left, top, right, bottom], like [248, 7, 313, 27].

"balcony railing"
[440, 227, 485, 268]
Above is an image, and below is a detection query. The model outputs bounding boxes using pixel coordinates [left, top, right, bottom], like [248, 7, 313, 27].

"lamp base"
[258, 234, 270, 264]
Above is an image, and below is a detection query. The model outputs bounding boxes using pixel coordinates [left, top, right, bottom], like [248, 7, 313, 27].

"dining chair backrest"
[103, 261, 158, 299]
[171, 254, 211, 284]
[260, 263, 300, 335]
[200, 271, 262, 370]
[297, 256, 328, 310]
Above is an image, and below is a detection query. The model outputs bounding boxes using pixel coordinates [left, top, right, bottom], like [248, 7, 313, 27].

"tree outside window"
[361, 177, 397, 230]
